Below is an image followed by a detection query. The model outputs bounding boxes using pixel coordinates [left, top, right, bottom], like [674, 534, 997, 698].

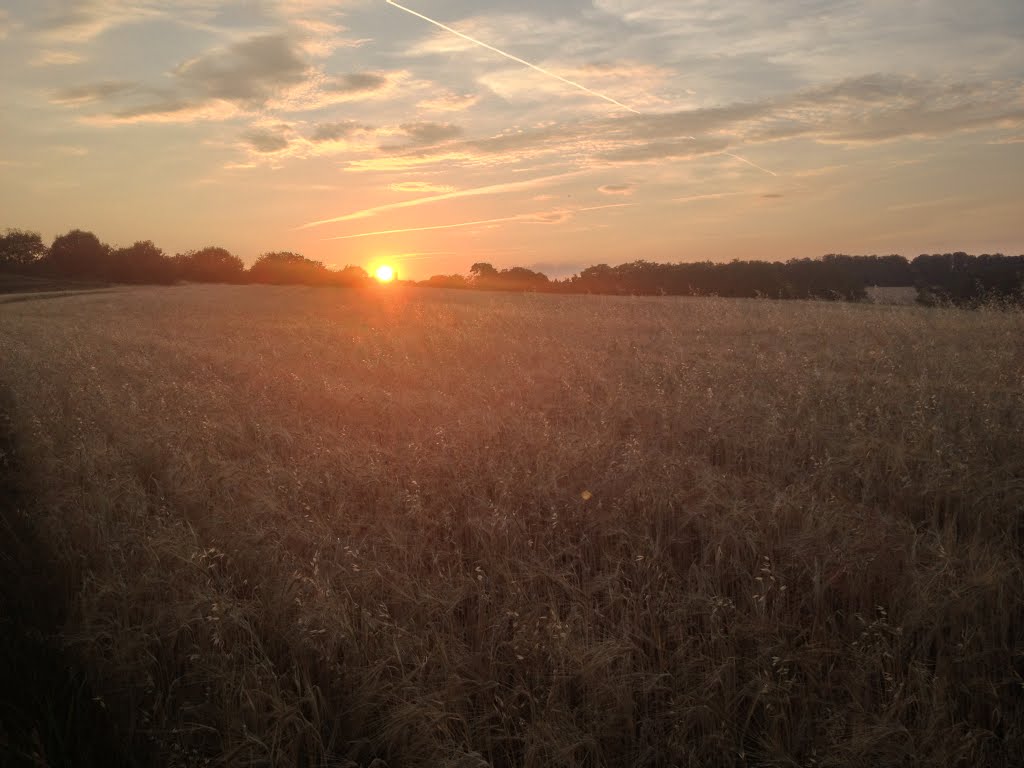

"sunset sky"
[1, 0, 1022, 278]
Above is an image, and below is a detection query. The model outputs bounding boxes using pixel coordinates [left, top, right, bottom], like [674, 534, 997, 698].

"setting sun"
[374, 265, 396, 283]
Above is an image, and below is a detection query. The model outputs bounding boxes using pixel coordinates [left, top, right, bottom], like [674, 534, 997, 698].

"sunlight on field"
[1, 286, 1022, 767]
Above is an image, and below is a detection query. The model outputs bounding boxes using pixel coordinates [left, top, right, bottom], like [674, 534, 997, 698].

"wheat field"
[1, 285, 1022, 767]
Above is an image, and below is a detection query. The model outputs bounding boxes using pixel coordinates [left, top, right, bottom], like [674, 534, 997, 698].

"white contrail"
[722, 152, 778, 177]
[326, 203, 632, 240]
[327, 215, 527, 240]
[672, 192, 742, 204]
[386, 1, 776, 177]
[300, 170, 586, 229]
[386, 0, 641, 114]
[389, 251, 457, 261]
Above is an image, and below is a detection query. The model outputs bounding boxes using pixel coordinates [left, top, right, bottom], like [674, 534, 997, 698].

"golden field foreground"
[1, 285, 1022, 767]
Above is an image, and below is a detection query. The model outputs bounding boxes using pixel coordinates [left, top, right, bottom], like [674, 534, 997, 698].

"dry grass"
[865, 287, 918, 306]
[0, 285, 1022, 767]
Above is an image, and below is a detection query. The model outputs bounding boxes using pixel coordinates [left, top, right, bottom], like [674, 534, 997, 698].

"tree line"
[427, 254, 1024, 306]
[3, 228, 1022, 306]
[0, 228, 371, 287]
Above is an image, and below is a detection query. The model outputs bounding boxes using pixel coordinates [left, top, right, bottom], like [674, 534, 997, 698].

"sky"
[1, 0, 1022, 278]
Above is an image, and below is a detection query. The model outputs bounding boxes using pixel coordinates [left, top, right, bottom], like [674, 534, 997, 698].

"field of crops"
[1, 285, 1022, 767]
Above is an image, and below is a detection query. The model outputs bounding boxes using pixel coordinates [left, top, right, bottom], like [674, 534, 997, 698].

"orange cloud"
[417, 91, 480, 112]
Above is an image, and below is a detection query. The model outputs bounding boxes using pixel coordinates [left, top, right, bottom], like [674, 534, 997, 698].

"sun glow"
[374, 264, 396, 283]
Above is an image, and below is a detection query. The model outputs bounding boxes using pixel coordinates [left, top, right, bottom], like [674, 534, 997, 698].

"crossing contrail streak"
[300, 170, 586, 229]
[722, 152, 778, 177]
[385, 0, 641, 114]
[325, 203, 632, 240]
[326, 214, 527, 240]
[385, 1, 776, 177]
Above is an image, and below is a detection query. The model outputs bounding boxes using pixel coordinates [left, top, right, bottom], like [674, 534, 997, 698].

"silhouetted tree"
[570, 264, 613, 293]
[559, 259, 866, 300]
[493, 267, 550, 291]
[913, 252, 1024, 306]
[175, 246, 245, 283]
[249, 251, 329, 285]
[421, 274, 470, 289]
[467, 263, 550, 291]
[45, 229, 110, 279]
[108, 240, 175, 284]
[470, 263, 498, 279]
[823, 254, 914, 287]
[332, 265, 371, 287]
[0, 229, 47, 272]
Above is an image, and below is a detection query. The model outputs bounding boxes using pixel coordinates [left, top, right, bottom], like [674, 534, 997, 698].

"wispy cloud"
[243, 127, 292, 154]
[390, 181, 457, 194]
[36, 0, 161, 44]
[477, 60, 677, 113]
[382, 121, 464, 149]
[326, 214, 531, 240]
[417, 91, 480, 112]
[598, 183, 637, 196]
[989, 135, 1024, 145]
[32, 49, 85, 67]
[310, 121, 375, 142]
[0, 9, 14, 41]
[83, 99, 242, 126]
[266, 70, 403, 113]
[887, 196, 964, 213]
[374, 74, 1022, 176]
[51, 28, 400, 124]
[389, 251, 457, 261]
[31, 0, 359, 46]
[51, 80, 138, 105]
[672, 192, 743, 204]
[300, 170, 587, 229]
[721, 152, 777, 176]
[175, 33, 309, 104]
[324, 203, 632, 240]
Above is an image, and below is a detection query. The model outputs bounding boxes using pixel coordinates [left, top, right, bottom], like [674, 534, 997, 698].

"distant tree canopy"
[422, 274, 471, 290]
[109, 241, 175, 284]
[0, 229, 46, 269]
[557, 259, 867, 301]
[2, 224, 1021, 307]
[823, 254, 914, 287]
[175, 247, 245, 284]
[468, 263, 551, 291]
[249, 252, 331, 285]
[46, 229, 110, 279]
[469, 262, 498, 279]
[333, 265, 371, 287]
[0, 228, 379, 290]
[913, 252, 1024, 306]
[424, 253, 1024, 306]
